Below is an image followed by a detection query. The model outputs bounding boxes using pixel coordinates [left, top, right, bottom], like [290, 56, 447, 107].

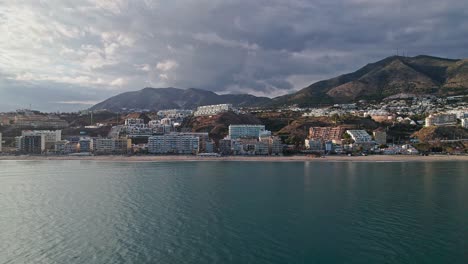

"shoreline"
[1, 154, 468, 163]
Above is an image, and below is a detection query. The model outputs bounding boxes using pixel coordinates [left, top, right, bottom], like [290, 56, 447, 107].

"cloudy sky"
[1, 0, 467, 111]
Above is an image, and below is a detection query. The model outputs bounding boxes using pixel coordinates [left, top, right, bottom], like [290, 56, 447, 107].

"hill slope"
[90, 87, 271, 112]
[272, 55, 468, 106]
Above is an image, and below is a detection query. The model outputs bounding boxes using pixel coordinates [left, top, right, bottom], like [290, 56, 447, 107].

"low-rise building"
[346, 130, 373, 144]
[194, 104, 234, 116]
[14, 114, 68, 128]
[157, 109, 193, 119]
[425, 113, 457, 127]
[308, 127, 346, 144]
[125, 118, 145, 126]
[373, 129, 387, 145]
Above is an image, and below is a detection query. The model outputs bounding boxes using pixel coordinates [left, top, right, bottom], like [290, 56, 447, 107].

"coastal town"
[1, 93, 467, 158]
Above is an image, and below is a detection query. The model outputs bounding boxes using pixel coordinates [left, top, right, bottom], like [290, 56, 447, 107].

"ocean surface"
[0, 160, 467, 264]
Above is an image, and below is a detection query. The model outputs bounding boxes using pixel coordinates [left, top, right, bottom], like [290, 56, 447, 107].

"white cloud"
[110, 77, 127, 86]
[156, 60, 178, 72]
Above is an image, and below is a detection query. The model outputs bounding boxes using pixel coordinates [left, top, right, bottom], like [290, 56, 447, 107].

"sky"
[1, 0, 467, 112]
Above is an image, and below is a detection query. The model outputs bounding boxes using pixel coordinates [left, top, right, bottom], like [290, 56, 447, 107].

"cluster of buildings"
[0, 109, 68, 128]
[194, 104, 236, 116]
[300, 95, 468, 128]
[219, 125, 282, 155]
[304, 126, 394, 154]
[13, 130, 131, 155]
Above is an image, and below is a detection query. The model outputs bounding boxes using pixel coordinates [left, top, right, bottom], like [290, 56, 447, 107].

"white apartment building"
[125, 118, 145, 126]
[425, 113, 457, 127]
[228, 125, 268, 139]
[148, 133, 199, 154]
[346, 130, 373, 144]
[157, 109, 193, 119]
[194, 104, 234, 116]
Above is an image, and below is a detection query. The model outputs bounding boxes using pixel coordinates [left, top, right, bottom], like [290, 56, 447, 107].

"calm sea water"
[0, 160, 467, 264]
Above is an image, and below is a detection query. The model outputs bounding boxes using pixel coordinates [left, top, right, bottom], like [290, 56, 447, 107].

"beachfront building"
[228, 125, 268, 139]
[218, 139, 233, 155]
[259, 135, 282, 155]
[346, 130, 373, 144]
[425, 113, 457, 127]
[54, 140, 79, 154]
[148, 133, 199, 154]
[16, 134, 45, 154]
[194, 104, 234, 116]
[21, 130, 62, 150]
[78, 138, 92, 153]
[305, 138, 323, 151]
[93, 138, 131, 155]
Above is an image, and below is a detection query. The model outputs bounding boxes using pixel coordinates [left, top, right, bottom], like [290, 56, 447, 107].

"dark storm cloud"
[0, 0, 467, 111]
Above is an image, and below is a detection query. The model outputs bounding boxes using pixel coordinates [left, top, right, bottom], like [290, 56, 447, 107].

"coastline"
[1, 154, 468, 162]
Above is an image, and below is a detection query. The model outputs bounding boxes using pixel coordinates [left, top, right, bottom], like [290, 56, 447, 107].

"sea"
[1, 160, 467, 264]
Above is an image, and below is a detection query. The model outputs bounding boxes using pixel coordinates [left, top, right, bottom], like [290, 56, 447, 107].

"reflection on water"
[0, 160, 467, 264]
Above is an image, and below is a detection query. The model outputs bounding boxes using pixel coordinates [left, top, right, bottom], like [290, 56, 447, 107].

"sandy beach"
[1, 154, 468, 162]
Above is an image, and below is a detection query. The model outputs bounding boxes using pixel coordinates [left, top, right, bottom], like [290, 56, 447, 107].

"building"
[228, 125, 267, 139]
[373, 130, 387, 145]
[305, 138, 323, 151]
[0, 133, 2, 152]
[125, 118, 145, 126]
[346, 130, 373, 144]
[462, 118, 468, 129]
[14, 114, 68, 128]
[157, 109, 193, 119]
[259, 136, 282, 155]
[21, 130, 61, 150]
[194, 104, 234, 116]
[218, 139, 232, 155]
[308, 127, 347, 144]
[78, 138, 92, 153]
[16, 134, 45, 154]
[94, 138, 131, 154]
[148, 133, 199, 154]
[54, 140, 78, 154]
[425, 113, 457, 127]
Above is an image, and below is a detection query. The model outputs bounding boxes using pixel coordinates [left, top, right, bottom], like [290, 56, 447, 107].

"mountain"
[90, 87, 271, 112]
[272, 55, 468, 106]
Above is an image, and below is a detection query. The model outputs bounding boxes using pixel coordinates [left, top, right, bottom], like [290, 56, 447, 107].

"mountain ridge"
[90, 87, 271, 112]
[90, 55, 468, 111]
[273, 55, 468, 106]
